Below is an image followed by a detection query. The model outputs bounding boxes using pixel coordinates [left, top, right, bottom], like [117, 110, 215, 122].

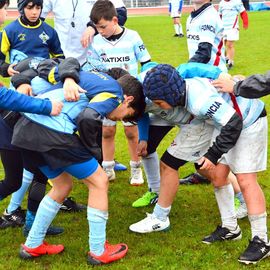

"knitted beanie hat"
[17, 0, 43, 15]
[143, 64, 186, 107]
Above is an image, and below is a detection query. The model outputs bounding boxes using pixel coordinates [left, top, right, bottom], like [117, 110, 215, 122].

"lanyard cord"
[71, 0, 78, 27]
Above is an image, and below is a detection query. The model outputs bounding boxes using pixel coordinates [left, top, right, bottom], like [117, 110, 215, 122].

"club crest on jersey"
[205, 101, 222, 118]
[139, 44, 146, 51]
[39, 31, 49, 44]
[18, 33, 26, 41]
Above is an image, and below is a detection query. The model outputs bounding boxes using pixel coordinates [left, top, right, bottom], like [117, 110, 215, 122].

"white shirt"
[41, 0, 95, 65]
[219, 0, 245, 30]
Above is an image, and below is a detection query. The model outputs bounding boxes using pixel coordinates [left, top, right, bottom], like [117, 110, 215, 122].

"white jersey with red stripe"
[185, 77, 265, 129]
[219, 0, 245, 30]
[186, 4, 227, 72]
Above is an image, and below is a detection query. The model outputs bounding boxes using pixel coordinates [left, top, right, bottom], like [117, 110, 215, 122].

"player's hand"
[81, 26, 96, 48]
[137, 140, 148, 157]
[50, 100, 63, 115]
[8, 64, 20, 76]
[16, 84, 33, 96]
[211, 77, 235, 93]
[63, 78, 86, 101]
[197, 157, 216, 171]
[218, 72, 232, 80]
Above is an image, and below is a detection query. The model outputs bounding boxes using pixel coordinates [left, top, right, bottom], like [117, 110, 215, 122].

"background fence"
[7, 0, 268, 9]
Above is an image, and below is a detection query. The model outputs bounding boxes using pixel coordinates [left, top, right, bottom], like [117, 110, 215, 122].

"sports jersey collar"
[191, 3, 212, 18]
[107, 27, 125, 41]
[19, 16, 42, 28]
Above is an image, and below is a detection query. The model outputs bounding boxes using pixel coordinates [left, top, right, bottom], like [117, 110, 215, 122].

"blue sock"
[24, 210, 36, 230]
[25, 195, 61, 248]
[142, 152, 160, 193]
[153, 203, 171, 222]
[7, 169, 33, 213]
[87, 206, 108, 256]
[236, 192, 245, 204]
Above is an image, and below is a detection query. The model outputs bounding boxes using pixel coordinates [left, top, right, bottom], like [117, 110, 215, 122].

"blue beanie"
[17, 0, 43, 16]
[143, 64, 186, 107]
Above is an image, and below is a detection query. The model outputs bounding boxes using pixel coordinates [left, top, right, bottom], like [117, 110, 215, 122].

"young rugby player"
[129, 64, 269, 265]
[86, 0, 151, 185]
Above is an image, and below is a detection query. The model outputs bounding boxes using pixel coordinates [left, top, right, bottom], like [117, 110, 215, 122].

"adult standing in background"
[41, 0, 95, 65]
[41, 0, 127, 66]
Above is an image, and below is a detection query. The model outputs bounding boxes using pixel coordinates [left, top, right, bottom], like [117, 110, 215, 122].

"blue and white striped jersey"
[86, 28, 151, 77]
[219, 0, 245, 30]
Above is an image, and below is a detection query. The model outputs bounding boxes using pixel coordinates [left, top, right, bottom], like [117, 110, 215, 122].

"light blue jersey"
[85, 28, 151, 77]
[185, 77, 264, 129]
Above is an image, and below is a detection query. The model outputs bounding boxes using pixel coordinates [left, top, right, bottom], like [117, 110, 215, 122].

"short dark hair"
[0, 0, 9, 9]
[117, 74, 146, 122]
[90, 0, 117, 24]
[106, 67, 129, 80]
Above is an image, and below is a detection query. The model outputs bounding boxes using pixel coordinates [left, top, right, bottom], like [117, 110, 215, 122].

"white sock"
[142, 152, 160, 193]
[130, 160, 141, 169]
[102, 160, 115, 170]
[249, 212, 268, 242]
[179, 24, 183, 35]
[214, 184, 237, 230]
[174, 24, 180, 35]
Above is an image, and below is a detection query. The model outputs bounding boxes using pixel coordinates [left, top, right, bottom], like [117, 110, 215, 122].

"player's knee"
[102, 126, 116, 139]
[124, 128, 138, 141]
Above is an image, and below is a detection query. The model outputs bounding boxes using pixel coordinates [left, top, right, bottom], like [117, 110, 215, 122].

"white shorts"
[167, 120, 214, 162]
[102, 118, 134, 127]
[150, 114, 175, 126]
[218, 116, 268, 173]
[223, 28, 239, 41]
[170, 10, 181, 18]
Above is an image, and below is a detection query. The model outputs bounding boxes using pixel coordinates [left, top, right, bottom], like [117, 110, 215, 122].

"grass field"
[1, 11, 270, 270]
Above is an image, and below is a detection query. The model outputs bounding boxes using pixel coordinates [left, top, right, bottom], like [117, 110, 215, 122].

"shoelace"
[131, 168, 141, 180]
[212, 226, 230, 238]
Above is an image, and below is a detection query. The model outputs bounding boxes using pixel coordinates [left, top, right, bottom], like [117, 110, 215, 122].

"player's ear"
[112, 16, 118, 24]
[123, 95, 134, 105]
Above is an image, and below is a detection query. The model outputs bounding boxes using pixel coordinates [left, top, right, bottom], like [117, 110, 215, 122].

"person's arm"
[188, 42, 213, 63]
[240, 10, 248, 29]
[0, 85, 62, 115]
[81, 22, 98, 48]
[0, 31, 11, 77]
[204, 112, 242, 165]
[177, 62, 222, 79]
[48, 28, 65, 59]
[76, 107, 103, 161]
[212, 71, 270, 98]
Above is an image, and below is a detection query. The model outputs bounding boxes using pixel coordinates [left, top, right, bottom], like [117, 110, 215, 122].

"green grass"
[1, 11, 270, 269]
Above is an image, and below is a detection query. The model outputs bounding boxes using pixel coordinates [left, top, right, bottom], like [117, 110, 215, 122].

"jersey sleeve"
[87, 92, 121, 117]
[48, 28, 65, 59]
[133, 32, 151, 64]
[0, 30, 11, 76]
[40, 0, 53, 19]
[0, 86, 52, 115]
